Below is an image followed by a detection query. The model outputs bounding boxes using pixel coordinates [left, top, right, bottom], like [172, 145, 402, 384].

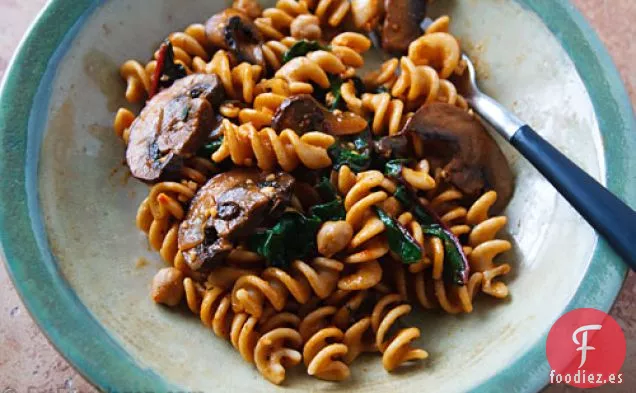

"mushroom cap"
[403, 103, 514, 213]
[381, 0, 427, 54]
[125, 74, 224, 182]
[205, 9, 265, 67]
[272, 94, 368, 136]
[178, 169, 295, 272]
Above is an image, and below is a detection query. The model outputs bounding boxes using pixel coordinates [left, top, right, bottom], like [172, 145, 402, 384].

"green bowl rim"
[0, 1, 633, 392]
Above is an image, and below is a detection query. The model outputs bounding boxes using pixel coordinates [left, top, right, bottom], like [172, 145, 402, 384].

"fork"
[452, 54, 636, 270]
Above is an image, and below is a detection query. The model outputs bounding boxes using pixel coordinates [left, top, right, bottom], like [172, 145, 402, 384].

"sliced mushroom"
[186, 236, 234, 272]
[402, 103, 514, 213]
[372, 131, 410, 159]
[271, 94, 368, 136]
[126, 74, 225, 181]
[178, 169, 295, 272]
[381, 0, 427, 54]
[205, 9, 265, 67]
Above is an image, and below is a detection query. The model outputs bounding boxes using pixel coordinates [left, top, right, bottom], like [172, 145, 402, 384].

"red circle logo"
[546, 308, 626, 388]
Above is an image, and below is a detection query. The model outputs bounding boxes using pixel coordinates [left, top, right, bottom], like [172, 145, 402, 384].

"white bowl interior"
[37, 0, 603, 391]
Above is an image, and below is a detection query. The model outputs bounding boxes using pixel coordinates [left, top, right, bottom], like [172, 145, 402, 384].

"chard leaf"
[310, 199, 346, 221]
[328, 74, 344, 111]
[394, 185, 435, 226]
[197, 137, 224, 157]
[421, 225, 469, 286]
[374, 207, 422, 264]
[315, 176, 338, 201]
[391, 177, 470, 285]
[150, 40, 187, 97]
[329, 76, 366, 111]
[328, 130, 372, 172]
[384, 159, 411, 179]
[247, 211, 321, 268]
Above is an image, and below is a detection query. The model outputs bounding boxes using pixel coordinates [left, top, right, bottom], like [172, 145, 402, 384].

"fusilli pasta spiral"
[136, 182, 196, 264]
[275, 51, 346, 92]
[408, 32, 461, 80]
[236, 77, 302, 128]
[212, 120, 335, 171]
[120, 60, 151, 103]
[330, 32, 372, 70]
[232, 257, 344, 318]
[371, 294, 428, 371]
[156, 25, 210, 68]
[183, 279, 303, 384]
[254, 327, 304, 384]
[113, 107, 135, 144]
[184, 279, 259, 362]
[262, 37, 298, 70]
[193, 50, 263, 103]
[303, 327, 350, 380]
[465, 191, 512, 298]
[312, 0, 351, 27]
[254, 0, 311, 40]
[361, 92, 408, 136]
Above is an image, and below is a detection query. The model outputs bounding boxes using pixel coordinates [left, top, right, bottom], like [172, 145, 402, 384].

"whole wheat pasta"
[212, 120, 334, 171]
[303, 326, 350, 380]
[115, 5, 515, 386]
[254, 0, 311, 40]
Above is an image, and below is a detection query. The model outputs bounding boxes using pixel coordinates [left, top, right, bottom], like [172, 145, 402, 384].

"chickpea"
[290, 15, 322, 41]
[232, 0, 262, 19]
[317, 220, 353, 257]
[151, 267, 185, 306]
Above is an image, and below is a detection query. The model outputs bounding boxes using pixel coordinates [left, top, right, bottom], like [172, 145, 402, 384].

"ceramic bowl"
[0, 0, 634, 392]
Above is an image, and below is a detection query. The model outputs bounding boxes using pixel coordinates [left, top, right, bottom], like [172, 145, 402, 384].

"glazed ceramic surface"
[0, 0, 633, 392]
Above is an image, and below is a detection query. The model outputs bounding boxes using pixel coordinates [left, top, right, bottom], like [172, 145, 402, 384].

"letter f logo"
[572, 324, 602, 368]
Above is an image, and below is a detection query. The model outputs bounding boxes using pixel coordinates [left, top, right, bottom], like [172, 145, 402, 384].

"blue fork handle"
[510, 125, 636, 270]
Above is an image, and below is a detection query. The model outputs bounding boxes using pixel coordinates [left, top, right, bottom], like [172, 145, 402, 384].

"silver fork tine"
[452, 54, 524, 140]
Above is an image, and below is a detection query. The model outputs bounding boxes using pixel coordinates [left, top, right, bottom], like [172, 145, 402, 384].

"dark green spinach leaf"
[421, 225, 469, 286]
[197, 137, 224, 157]
[315, 176, 338, 201]
[393, 184, 469, 285]
[384, 159, 411, 179]
[394, 184, 435, 226]
[374, 207, 422, 264]
[328, 74, 344, 111]
[385, 160, 436, 225]
[330, 76, 366, 111]
[328, 130, 372, 172]
[248, 211, 321, 268]
[385, 161, 471, 285]
[310, 199, 346, 221]
[282, 40, 331, 64]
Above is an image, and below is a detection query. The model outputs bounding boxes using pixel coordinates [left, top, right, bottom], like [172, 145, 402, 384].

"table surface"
[0, 1, 634, 392]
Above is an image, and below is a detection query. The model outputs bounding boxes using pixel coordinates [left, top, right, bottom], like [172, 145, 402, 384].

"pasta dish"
[113, 0, 514, 385]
